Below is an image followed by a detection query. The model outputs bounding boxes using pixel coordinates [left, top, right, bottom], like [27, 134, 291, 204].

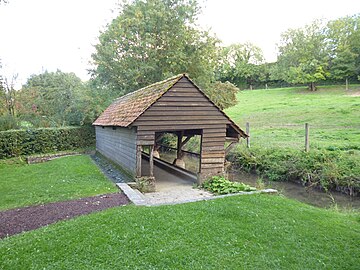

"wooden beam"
[225, 141, 237, 155]
[181, 135, 193, 147]
[136, 145, 142, 177]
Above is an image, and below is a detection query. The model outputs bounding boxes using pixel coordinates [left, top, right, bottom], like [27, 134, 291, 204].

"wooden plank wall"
[200, 125, 226, 182]
[133, 77, 229, 182]
[95, 126, 137, 177]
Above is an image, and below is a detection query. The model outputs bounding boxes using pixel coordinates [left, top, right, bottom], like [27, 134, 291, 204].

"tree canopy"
[91, 0, 219, 95]
[19, 70, 91, 127]
[216, 42, 264, 89]
[327, 15, 360, 88]
[273, 21, 329, 91]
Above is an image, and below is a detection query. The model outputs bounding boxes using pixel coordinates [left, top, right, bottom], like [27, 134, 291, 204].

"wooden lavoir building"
[93, 74, 247, 184]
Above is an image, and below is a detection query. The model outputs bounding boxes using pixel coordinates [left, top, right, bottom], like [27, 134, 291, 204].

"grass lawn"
[225, 85, 360, 151]
[0, 155, 118, 211]
[0, 195, 359, 269]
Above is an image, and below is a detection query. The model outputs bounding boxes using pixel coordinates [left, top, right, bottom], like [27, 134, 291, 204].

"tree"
[327, 15, 359, 89]
[216, 42, 264, 89]
[275, 21, 329, 91]
[0, 73, 17, 116]
[91, 0, 219, 95]
[20, 70, 90, 126]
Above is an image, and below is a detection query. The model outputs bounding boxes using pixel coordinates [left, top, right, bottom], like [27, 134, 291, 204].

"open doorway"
[153, 130, 201, 174]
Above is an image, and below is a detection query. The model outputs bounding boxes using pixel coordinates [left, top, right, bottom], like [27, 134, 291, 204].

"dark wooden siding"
[133, 77, 229, 179]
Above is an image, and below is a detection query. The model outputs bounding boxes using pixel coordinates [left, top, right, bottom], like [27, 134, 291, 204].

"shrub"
[0, 126, 95, 159]
[201, 175, 256, 195]
[0, 115, 19, 131]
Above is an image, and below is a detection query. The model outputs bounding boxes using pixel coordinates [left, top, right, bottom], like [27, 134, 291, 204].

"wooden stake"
[149, 145, 154, 177]
[346, 78, 349, 91]
[136, 145, 142, 177]
[305, 123, 310, 152]
[246, 122, 250, 148]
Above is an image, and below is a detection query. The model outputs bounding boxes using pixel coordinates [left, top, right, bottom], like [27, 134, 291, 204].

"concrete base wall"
[95, 126, 137, 177]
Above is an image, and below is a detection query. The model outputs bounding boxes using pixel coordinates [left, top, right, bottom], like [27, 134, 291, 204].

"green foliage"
[91, 0, 219, 95]
[274, 20, 329, 90]
[0, 155, 117, 210]
[0, 195, 359, 269]
[0, 114, 18, 131]
[0, 126, 95, 159]
[216, 42, 264, 89]
[327, 15, 360, 82]
[227, 146, 360, 195]
[205, 81, 238, 110]
[19, 70, 95, 127]
[201, 175, 256, 195]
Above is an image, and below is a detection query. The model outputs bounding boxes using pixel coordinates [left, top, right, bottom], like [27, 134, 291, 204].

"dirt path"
[0, 193, 129, 239]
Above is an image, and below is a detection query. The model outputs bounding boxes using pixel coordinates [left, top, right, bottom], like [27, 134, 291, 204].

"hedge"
[0, 126, 95, 159]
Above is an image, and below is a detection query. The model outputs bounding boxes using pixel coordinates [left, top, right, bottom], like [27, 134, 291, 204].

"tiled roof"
[93, 74, 183, 127]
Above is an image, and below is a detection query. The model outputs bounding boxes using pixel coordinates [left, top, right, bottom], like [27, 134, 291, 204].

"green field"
[0, 195, 359, 269]
[0, 155, 118, 210]
[225, 85, 360, 151]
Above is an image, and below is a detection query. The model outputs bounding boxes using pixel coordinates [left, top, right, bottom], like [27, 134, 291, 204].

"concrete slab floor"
[140, 158, 213, 205]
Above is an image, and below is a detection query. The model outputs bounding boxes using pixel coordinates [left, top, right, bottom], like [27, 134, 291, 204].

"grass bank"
[223, 85, 360, 194]
[0, 155, 118, 210]
[0, 195, 359, 269]
[225, 85, 360, 150]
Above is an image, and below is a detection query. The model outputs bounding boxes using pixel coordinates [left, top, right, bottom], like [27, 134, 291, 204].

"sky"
[0, 0, 359, 87]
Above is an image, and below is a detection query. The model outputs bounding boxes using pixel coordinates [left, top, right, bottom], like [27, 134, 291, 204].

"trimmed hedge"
[0, 126, 95, 159]
[227, 146, 360, 196]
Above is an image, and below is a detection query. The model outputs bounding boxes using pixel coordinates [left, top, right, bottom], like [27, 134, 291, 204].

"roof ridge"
[113, 73, 184, 103]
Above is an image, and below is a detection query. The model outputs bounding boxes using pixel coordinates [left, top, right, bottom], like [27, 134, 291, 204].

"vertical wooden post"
[345, 78, 349, 91]
[176, 131, 183, 158]
[246, 122, 250, 148]
[149, 145, 154, 177]
[136, 145, 142, 177]
[305, 123, 310, 152]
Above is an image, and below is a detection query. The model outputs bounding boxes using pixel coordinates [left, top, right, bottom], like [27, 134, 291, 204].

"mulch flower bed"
[0, 193, 129, 239]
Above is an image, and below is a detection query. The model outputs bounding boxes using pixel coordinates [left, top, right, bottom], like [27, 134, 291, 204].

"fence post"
[246, 122, 250, 148]
[305, 123, 310, 152]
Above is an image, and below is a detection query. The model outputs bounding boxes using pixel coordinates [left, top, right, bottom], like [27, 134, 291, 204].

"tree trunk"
[249, 84, 253, 90]
[345, 78, 349, 91]
[308, 82, 316, 91]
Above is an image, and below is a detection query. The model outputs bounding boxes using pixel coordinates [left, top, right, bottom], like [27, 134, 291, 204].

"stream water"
[159, 150, 360, 209]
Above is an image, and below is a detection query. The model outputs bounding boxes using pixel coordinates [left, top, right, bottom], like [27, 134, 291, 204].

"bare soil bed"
[0, 193, 129, 239]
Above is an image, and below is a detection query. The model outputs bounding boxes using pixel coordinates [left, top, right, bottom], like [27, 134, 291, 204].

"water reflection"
[228, 171, 360, 210]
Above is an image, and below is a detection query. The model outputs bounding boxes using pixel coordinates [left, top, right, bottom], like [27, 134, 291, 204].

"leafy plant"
[201, 175, 256, 195]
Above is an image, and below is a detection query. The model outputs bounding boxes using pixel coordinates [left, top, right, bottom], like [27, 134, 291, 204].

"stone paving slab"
[116, 182, 278, 207]
[116, 183, 147, 206]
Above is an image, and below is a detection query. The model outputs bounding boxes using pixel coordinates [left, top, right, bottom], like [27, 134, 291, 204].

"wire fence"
[243, 122, 360, 151]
